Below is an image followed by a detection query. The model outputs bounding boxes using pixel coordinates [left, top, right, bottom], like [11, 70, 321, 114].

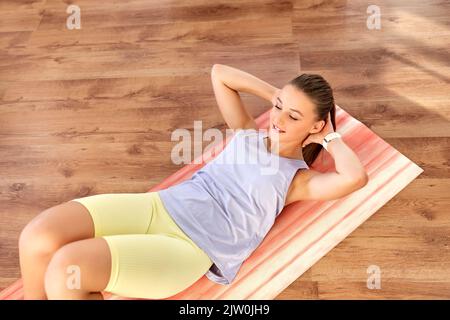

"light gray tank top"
[158, 128, 309, 285]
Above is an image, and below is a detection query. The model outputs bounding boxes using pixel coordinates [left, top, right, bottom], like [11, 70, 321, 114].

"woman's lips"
[272, 123, 286, 133]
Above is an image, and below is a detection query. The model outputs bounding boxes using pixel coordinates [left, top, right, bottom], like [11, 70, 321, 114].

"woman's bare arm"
[210, 64, 278, 130]
[288, 112, 369, 203]
[289, 138, 369, 203]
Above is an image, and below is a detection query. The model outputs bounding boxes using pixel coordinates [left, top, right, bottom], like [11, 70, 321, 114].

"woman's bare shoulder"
[285, 168, 320, 206]
[287, 167, 368, 204]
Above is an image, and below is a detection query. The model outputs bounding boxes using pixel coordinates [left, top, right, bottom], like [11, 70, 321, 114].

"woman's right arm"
[211, 64, 279, 130]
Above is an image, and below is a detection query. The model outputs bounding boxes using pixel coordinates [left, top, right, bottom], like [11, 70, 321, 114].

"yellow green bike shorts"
[70, 191, 213, 299]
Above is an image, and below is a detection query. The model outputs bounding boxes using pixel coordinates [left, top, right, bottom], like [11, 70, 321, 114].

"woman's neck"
[264, 136, 304, 161]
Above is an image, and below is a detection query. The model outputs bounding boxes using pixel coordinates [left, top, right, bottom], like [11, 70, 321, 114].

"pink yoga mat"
[0, 105, 423, 300]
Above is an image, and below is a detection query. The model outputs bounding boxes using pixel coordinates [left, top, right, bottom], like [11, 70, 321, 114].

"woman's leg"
[49, 234, 213, 300]
[19, 201, 95, 300]
[19, 192, 161, 299]
[20, 191, 213, 300]
[44, 238, 111, 300]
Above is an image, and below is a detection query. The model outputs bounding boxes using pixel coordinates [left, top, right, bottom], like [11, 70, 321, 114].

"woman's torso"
[157, 128, 309, 285]
[260, 133, 309, 206]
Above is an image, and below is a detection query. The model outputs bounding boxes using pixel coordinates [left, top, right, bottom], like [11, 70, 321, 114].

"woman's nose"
[275, 114, 287, 126]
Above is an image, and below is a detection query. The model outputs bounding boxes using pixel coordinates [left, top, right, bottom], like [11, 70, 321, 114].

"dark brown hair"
[288, 73, 336, 167]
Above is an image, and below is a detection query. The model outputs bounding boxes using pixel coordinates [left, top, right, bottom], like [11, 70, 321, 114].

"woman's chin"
[269, 128, 285, 140]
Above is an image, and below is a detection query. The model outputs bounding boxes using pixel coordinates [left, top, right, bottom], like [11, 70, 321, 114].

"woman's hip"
[69, 191, 191, 243]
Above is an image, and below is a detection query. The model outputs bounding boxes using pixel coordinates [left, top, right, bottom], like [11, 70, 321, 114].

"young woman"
[18, 64, 368, 300]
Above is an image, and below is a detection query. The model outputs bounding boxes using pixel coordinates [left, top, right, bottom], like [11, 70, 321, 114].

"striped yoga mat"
[0, 105, 423, 300]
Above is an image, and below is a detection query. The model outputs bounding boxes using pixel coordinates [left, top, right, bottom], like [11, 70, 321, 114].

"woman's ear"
[310, 120, 325, 134]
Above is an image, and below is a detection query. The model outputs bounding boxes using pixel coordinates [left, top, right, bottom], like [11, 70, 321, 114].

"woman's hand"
[302, 111, 335, 148]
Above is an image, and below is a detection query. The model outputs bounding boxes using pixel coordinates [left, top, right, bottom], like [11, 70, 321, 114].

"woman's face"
[269, 84, 321, 147]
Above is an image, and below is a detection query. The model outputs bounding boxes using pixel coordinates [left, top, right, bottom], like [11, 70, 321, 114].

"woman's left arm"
[291, 112, 369, 202]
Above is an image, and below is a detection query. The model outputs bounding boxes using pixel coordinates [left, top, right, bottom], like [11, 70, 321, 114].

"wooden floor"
[0, 0, 449, 299]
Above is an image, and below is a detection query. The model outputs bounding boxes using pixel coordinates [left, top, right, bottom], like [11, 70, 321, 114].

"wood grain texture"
[0, 106, 427, 300]
[0, 0, 449, 299]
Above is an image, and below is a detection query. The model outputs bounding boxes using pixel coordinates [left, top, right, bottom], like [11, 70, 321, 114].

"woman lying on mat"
[19, 64, 368, 300]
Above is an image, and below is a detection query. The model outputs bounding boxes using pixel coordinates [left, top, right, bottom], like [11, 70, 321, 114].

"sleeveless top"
[157, 128, 309, 285]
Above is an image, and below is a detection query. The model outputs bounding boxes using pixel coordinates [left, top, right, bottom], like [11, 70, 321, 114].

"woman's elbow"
[355, 171, 369, 189]
[211, 63, 225, 78]
[346, 170, 369, 190]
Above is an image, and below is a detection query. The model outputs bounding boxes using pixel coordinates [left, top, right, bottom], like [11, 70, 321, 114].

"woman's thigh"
[45, 237, 111, 295]
[70, 192, 160, 237]
[102, 233, 213, 299]
[19, 200, 95, 251]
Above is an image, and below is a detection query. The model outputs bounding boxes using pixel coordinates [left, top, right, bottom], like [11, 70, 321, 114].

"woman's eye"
[274, 104, 298, 120]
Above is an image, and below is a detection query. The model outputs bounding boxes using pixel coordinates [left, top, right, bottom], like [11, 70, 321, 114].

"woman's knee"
[44, 239, 111, 298]
[19, 210, 62, 257]
[19, 202, 95, 257]
[44, 243, 80, 297]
